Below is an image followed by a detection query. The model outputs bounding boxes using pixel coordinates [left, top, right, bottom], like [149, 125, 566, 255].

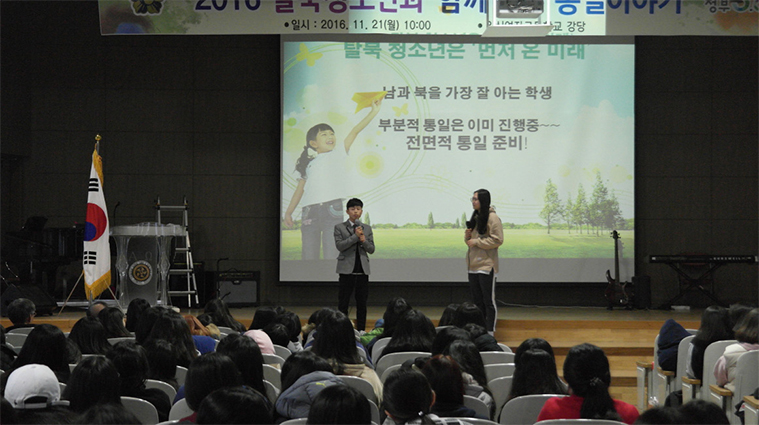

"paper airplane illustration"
[352, 91, 387, 113]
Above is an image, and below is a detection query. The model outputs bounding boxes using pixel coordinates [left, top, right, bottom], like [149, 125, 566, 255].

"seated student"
[216, 333, 268, 401]
[444, 340, 494, 415]
[125, 297, 151, 333]
[182, 353, 245, 423]
[275, 310, 304, 352]
[243, 328, 276, 355]
[4, 364, 75, 424]
[462, 323, 502, 352]
[64, 356, 122, 414]
[422, 355, 487, 419]
[86, 300, 109, 318]
[380, 309, 436, 359]
[8, 324, 71, 383]
[432, 327, 472, 356]
[203, 299, 246, 333]
[307, 384, 372, 425]
[311, 310, 383, 402]
[106, 341, 171, 422]
[382, 367, 460, 425]
[184, 315, 217, 355]
[686, 305, 732, 380]
[77, 402, 142, 424]
[438, 303, 460, 328]
[144, 310, 198, 368]
[633, 406, 682, 424]
[248, 306, 279, 331]
[98, 307, 131, 338]
[196, 313, 222, 339]
[68, 316, 111, 355]
[364, 297, 412, 350]
[452, 302, 487, 329]
[714, 308, 759, 392]
[144, 339, 179, 390]
[678, 399, 730, 424]
[196, 386, 273, 425]
[508, 348, 567, 401]
[5, 298, 37, 332]
[538, 343, 639, 424]
[276, 351, 344, 421]
[263, 322, 292, 348]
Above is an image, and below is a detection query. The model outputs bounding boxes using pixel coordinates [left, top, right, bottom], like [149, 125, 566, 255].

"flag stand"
[57, 270, 118, 315]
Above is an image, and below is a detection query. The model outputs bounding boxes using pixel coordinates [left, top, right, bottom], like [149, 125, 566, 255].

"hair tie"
[418, 411, 424, 418]
[589, 377, 603, 388]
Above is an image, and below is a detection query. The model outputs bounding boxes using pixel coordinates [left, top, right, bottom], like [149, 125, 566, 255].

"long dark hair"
[508, 348, 566, 401]
[144, 310, 198, 367]
[106, 340, 150, 392]
[10, 324, 70, 381]
[563, 343, 620, 421]
[216, 333, 267, 396]
[295, 123, 334, 178]
[444, 339, 491, 396]
[312, 309, 362, 368]
[68, 316, 112, 355]
[65, 356, 121, 413]
[431, 326, 472, 356]
[280, 350, 334, 393]
[204, 299, 246, 332]
[514, 338, 556, 365]
[381, 309, 436, 359]
[185, 353, 243, 411]
[125, 298, 150, 333]
[421, 355, 466, 406]
[468, 189, 492, 235]
[98, 307, 131, 338]
[308, 384, 372, 425]
[692, 306, 732, 348]
[377, 297, 412, 340]
[197, 386, 273, 425]
[382, 368, 436, 425]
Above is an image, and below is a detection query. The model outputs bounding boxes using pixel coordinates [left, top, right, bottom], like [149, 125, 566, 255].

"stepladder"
[155, 196, 199, 307]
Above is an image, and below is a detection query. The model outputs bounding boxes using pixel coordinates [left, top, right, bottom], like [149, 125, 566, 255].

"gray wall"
[2, 2, 756, 308]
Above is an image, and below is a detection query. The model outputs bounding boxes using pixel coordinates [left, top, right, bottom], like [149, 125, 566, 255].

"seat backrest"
[263, 364, 282, 390]
[375, 351, 430, 378]
[175, 365, 188, 387]
[488, 375, 513, 417]
[484, 363, 515, 383]
[108, 336, 136, 345]
[121, 396, 159, 425]
[380, 364, 402, 383]
[273, 344, 292, 360]
[732, 350, 759, 402]
[700, 340, 737, 401]
[262, 353, 286, 367]
[463, 394, 491, 420]
[216, 326, 239, 335]
[168, 398, 193, 421]
[536, 420, 626, 425]
[446, 417, 497, 425]
[263, 379, 280, 404]
[5, 333, 27, 350]
[497, 343, 513, 353]
[7, 327, 34, 335]
[340, 375, 379, 405]
[368, 399, 380, 425]
[146, 378, 178, 401]
[481, 351, 515, 365]
[371, 337, 391, 362]
[280, 419, 308, 425]
[674, 335, 696, 392]
[499, 393, 565, 425]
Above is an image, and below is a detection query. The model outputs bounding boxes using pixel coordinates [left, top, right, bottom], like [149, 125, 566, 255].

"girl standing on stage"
[464, 189, 503, 334]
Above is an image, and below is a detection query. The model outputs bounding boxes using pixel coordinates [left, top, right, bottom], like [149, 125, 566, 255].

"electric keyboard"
[649, 255, 757, 264]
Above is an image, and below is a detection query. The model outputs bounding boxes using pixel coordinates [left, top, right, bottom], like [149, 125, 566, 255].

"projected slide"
[281, 41, 634, 283]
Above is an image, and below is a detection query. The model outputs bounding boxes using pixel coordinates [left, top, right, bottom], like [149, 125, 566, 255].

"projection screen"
[281, 37, 634, 283]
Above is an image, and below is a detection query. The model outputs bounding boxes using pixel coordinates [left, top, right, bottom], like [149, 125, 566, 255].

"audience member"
[144, 309, 198, 367]
[98, 307, 131, 338]
[64, 355, 121, 414]
[422, 355, 485, 419]
[514, 337, 556, 364]
[263, 322, 291, 348]
[461, 322, 502, 352]
[125, 297, 151, 333]
[311, 310, 383, 401]
[280, 351, 335, 393]
[444, 339, 494, 414]
[1, 397, 17, 424]
[196, 386, 273, 424]
[438, 303, 460, 327]
[275, 310, 304, 352]
[86, 300, 108, 318]
[431, 326, 472, 355]
[144, 338, 179, 390]
[633, 406, 682, 424]
[203, 299, 246, 333]
[5, 298, 37, 332]
[537, 343, 639, 424]
[243, 329, 276, 355]
[216, 333, 268, 398]
[686, 306, 732, 380]
[248, 306, 278, 330]
[8, 324, 70, 383]
[106, 340, 171, 421]
[508, 348, 566, 401]
[364, 297, 412, 351]
[276, 366, 344, 421]
[77, 402, 142, 425]
[678, 399, 730, 424]
[380, 309, 436, 359]
[728, 303, 753, 332]
[452, 302, 487, 329]
[65, 338, 82, 365]
[714, 308, 758, 392]
[307, 384, 372, 424]
[4, 364, 75, 424]
[68, 316, 111, 355]
[656, 318, 691, 372]
[183, 352, 244, 423]
[381, 367, 441, 424]
[196, 313, 222, 339]
[301, 307, 333, 347]
[184, 315, 217, 354]
[134, 306, 164, 345]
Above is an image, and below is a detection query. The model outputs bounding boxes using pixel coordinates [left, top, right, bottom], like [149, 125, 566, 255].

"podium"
[111, 223, 185, 309]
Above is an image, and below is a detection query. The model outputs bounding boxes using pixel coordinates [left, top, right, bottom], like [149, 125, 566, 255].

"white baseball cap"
[5, 364, 61, 409]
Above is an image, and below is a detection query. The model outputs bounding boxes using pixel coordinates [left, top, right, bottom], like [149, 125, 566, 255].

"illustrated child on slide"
[284, 92, 384, 260]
